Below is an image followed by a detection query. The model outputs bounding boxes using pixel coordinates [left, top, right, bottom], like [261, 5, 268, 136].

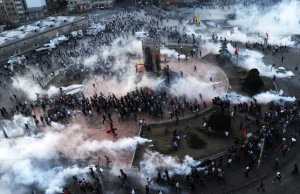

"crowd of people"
[0, 0, 299, 193]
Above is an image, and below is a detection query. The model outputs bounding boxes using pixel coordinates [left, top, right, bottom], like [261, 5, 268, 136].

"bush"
[206, 110, 231, 137]
[242, 68, 264, 94]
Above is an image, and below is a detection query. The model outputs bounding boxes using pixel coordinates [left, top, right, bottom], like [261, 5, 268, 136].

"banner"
[195, 14, 200, 23]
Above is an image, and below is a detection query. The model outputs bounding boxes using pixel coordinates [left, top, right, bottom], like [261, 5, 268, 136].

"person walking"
[175, 182, 181, 192]
[292, 164, 298, 176]
[272, 172, 282, 183]
[257, 181, 265, 192]
[282, 143, 288, 156]
[245, 167, 250, 178]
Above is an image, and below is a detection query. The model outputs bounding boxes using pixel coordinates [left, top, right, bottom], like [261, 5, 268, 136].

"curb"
[200, 58, 230, 92]
[130, 125, 143, 168]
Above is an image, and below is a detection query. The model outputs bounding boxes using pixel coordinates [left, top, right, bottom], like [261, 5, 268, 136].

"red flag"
[234, 47, 239, 55]
[243, 129, 247, 139]
[148, 89, 152, 95]
[266, 33, 269, 38]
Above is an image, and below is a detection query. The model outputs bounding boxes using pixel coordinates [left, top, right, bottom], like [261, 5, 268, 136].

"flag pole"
[236, 47, 239, 66]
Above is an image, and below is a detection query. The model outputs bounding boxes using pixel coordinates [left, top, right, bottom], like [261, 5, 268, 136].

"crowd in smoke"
[226, 44, 294, 78]
[0, 115, 152, 194]
[2, 1, 300, 193]
[223, 89, 296, 104]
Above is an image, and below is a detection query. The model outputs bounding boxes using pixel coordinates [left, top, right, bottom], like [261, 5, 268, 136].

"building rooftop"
[0, 16, 85, 47]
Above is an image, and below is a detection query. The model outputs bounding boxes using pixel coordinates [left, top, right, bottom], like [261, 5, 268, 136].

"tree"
[242, 68, 264, 94]
[206, 110, 231, 137]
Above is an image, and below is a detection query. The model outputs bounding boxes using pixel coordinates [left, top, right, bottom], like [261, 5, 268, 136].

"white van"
[71, 30, 83, 38]
[135, 31, 149, 39]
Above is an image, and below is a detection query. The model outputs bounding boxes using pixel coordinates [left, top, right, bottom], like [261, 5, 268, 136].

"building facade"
[67, 0, 114, 10]
[0, 0, 48, 23]
[92, 0, 115, 8]
[0, 1, 9, 22]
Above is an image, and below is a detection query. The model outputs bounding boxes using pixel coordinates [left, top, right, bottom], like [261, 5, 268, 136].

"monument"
[142, 38, 161, 72]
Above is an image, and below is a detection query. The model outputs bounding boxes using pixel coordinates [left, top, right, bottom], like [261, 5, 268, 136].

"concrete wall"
[0, 17, 88, 62]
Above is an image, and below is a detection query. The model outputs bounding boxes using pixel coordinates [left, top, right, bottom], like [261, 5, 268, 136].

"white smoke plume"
[169, 76, 222, 101]
[11, 75, 84, 101]
[77, 137, 152, 158]
[228, 0, 300, 45]
[160, 47, 179, 58]
[83, 55, 98, 67]
[227, 44, 294, 78]
[83, 37, 143, 70]
[222, 89, 296, 104]
[139, 150, 201, 178]
[0, 114, 151, 194]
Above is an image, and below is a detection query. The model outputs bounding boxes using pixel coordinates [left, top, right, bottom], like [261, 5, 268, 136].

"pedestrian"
[147, 124, 151, 131]
[292, 164, 298, 176]
[257, 181, 265, 192]
[273, 157, 279, 168]
[245, 167, 250, 178]
[102, 115, 108, 124]
[175, 182, 181, 192]
[217, 170, 225, 182]
[145, 185, 150, 194]
[282, 143, 288, 156]
[193, 65, 197, 72]
[105, 155, 112, 167]
[225, 131, 229, 139]
[272, 172, 282, 183]
[164, 125, 168, 133]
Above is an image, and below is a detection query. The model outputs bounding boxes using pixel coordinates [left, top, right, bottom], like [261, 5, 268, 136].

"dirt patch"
[133, 106, 260, 167]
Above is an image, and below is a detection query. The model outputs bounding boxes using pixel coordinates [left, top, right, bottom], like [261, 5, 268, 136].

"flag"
[266, 33, 269, 38]
[243, 129, 247, 139]
[148, 89, 152, 95]
[234, 47, 239, 55]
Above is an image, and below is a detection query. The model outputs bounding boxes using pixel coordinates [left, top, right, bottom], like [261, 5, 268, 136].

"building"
[67, 0, 91, 10]
[0, 0, 48, 23]
[24, 0, 48, 21]
[0, 1, 8, 22]
[91, 0, 115, 9]
[0, 0, 24, 22]
[0, 16, 88, 61]
[67, 0, 114, 10]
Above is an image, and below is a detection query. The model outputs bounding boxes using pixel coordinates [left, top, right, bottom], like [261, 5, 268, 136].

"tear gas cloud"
[228, 0, 300, 45]
[139, 150, 201, 178]
[222, 89, 296, 104]
[77, 137, 152, 158]
[0, 115, 151, 194]
[199, 41, 294, 78]
[11, 75, 83, 100]
[169, 76, 222, 101]
[160, 47, 179, 58]
[83, 37, 143, 70]
[226, 44, 294, 78]
[183, 1, 299, 46]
